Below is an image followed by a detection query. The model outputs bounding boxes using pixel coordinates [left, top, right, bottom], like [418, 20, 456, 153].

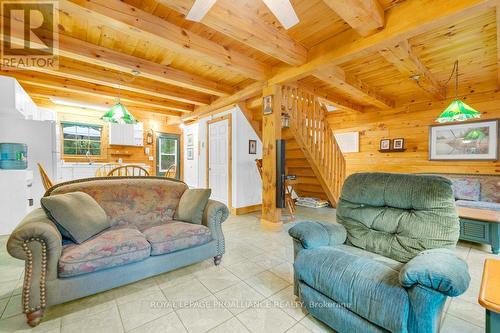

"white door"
[208, 119, 229, 206]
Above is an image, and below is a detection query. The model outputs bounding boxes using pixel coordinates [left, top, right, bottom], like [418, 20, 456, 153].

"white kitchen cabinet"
[0, 76, 37, 119]
[109, 123, 144, 147]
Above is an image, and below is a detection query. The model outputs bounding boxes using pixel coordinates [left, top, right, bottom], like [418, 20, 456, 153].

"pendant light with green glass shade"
[435, 60, 480, 123]
[100, 81, 137, 124]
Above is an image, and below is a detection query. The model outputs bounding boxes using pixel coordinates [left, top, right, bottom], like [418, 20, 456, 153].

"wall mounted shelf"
[378, 149, 407, 153]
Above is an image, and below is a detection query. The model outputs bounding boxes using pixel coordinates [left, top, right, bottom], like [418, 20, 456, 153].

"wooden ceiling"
[0, 0, 497, 121]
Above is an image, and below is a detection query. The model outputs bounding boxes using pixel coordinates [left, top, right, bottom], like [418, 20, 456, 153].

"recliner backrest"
[336, 172, 459, 263]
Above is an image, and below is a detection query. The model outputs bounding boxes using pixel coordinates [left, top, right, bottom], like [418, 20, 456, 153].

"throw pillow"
[41, 191, 110, 244]
[451, 178, 481, 201]
[175, 189, 211, 224]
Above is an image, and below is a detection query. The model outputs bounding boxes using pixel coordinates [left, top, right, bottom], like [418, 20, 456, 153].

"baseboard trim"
[231, 204, 262, 215]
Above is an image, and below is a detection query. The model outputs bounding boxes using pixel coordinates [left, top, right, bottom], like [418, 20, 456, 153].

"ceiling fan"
[186, 0, 300, 29]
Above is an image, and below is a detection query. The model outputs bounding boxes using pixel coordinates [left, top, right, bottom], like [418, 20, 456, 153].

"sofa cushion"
[295, 246, 409, 333]
[48, 178, 188, 231]
[142, 221, 212, 255]
[456, 200, 500, 211]
[58, 228, 151, 277]
[450, 178, 481, 201]
[337, 173, 459, 263]
[175, 189, 211, 224]
[41, 191, 110, 244]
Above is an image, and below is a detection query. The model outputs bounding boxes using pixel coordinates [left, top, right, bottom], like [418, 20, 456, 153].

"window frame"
[61, 122, 104, 158]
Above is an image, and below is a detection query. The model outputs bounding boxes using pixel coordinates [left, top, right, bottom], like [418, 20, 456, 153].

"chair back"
[336, 172, 459, 263]
[107, 165, 150, 177]
[164, 164, 177, 178]
[37, 163, 54, 191]
[95, 163, 121, 177]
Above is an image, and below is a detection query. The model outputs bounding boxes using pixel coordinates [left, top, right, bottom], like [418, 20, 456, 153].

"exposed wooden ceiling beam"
[323, 0, 384, 36]
[7, 58, 211, 106]
[58, 35, 233, 97]
[0, 23, 234, 97]
[62, 0, 270, 79]
[183, 81, 266, 121]
[298, 84, 365, 113]
[269, 0, 496, 86]
[379, 40, 446, 99]
[32, 96, 180, 120]
[1, 70, 193, 113]
[158, 0, 307, 66]
[246, 96, 262, 110]
[314, 64, 395, 108]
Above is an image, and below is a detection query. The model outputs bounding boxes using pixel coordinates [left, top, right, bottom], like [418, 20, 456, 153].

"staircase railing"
[281, 85, 346, 205]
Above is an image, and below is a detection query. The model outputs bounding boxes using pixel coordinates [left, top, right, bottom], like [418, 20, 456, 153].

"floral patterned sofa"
[427, 173, 499, 254]
[7, 177, 228, 327]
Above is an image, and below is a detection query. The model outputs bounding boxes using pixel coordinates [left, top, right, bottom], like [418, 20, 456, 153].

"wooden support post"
[260, 85, 283, 231]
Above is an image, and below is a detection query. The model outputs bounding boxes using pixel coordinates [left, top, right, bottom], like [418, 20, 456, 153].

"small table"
[457, 207, 500, 255]
[479, 259, 500, 333]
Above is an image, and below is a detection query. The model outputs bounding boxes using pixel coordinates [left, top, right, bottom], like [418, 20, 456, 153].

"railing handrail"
[281, 85, 346, 205]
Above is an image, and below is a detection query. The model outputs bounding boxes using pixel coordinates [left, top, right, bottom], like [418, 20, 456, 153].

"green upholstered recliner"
[289, 172, 471, 333]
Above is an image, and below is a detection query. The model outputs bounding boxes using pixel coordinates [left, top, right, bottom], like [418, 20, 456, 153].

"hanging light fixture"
[101, 99, 137, 124]
[436, 60, 480, 123]
[101, 75, 138, 124]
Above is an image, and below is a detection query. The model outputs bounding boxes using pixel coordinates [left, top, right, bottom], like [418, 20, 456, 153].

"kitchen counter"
[57, 162, 150, 182]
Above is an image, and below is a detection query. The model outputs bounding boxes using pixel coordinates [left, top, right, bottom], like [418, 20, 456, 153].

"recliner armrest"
[288, 221, 347, 249]
[399, 248, 470, 297]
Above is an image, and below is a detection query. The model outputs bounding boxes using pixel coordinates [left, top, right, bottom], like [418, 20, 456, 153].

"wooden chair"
[95, 163, 121, 177]
[107, 165, 150, 177]
[37, 163, 54, 191]
[255, 159, 296, 218]
[164, 164, 177, 179]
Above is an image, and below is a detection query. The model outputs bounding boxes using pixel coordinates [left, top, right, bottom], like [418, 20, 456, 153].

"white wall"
[232, 108, 262, 208]
[182, 123, 199, 188]
[185, 105, 262, 209]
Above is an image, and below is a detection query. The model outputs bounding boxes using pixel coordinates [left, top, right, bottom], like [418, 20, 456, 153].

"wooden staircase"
[281, 85, 346, 206]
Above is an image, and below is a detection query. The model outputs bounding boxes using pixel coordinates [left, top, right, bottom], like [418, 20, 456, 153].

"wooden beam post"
[496, 4, 500, 87]
[260, 85, 282, 231]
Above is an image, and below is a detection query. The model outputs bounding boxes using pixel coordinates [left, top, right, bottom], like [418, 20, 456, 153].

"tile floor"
[0, 207, 496, 333]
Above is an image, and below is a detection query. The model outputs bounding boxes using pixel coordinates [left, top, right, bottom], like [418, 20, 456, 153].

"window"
[62, 122, 103, 156]
[157, 134, 180, 179]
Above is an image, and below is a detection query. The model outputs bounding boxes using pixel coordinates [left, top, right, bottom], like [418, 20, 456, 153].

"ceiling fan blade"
[261, 0, 299, 29]
[186, 0, 217, 22]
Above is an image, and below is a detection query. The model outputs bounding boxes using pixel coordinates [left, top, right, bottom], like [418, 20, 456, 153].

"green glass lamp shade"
[101, 102, 137, 124]
[435, 99, 480, 123]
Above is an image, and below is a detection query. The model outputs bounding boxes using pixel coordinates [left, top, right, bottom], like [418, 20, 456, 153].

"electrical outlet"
[148, 156, 154, 161]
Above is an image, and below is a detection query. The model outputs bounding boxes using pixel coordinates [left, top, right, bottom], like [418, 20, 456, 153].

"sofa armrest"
[399, 248, 470, 297]
[202, 200, 229, 256]
[6, 208, 62, 314]
[288, 221, 347, 250]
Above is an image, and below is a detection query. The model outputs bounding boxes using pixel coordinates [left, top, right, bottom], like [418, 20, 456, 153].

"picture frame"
[249, 140, 257, 154]
[379, 139, 391, 151]
[186, 147, 194, 160]
[263, 95, 273, 115]
[429, 119, 498, 161]
[186, 134, 193, 147]
[392, 138, 405, 150]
